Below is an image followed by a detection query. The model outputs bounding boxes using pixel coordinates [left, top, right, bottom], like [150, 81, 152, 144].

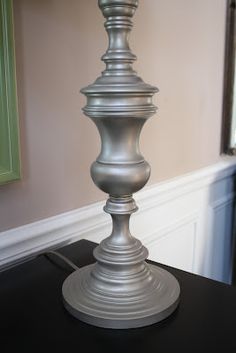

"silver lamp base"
[63, 0, 181, 330]
[62, 262, 180, 329]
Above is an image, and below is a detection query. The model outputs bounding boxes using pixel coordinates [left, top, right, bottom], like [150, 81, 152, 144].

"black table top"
[1, 239, 236, 352]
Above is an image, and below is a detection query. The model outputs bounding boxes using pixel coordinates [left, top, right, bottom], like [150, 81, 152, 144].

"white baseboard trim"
[1, 156, 236, 278]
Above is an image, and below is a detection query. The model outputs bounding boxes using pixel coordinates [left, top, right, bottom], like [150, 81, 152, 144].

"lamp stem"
[62, 0, 180, 329]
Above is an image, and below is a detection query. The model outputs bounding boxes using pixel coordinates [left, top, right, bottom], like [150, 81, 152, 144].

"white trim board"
[1, 156, 236, 282]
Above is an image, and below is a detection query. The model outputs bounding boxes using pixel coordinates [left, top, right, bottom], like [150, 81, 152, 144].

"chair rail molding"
[1, 157, 236, 284]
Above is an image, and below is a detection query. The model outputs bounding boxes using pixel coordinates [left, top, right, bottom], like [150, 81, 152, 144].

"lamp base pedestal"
[62, 263, 180, 329]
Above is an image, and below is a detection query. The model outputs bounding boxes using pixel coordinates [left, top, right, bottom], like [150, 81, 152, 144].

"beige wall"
[0, 0, 226, 231]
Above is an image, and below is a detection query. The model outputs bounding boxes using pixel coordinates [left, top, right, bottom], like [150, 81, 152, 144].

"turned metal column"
[62, 0, 180, 329]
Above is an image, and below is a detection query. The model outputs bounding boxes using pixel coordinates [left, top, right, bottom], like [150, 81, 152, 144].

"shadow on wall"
[206, 172, 236, 285]
[231, 175, 236, 285]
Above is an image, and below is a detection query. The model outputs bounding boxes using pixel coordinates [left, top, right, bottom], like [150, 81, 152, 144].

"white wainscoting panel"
[145, 214, 198, 273]
[0, 157, 236, 284]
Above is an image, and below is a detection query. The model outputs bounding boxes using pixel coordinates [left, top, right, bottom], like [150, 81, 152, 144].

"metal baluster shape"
[62, 0, 180, 329]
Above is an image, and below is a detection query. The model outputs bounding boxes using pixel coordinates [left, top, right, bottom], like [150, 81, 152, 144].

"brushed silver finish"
[63, 263, 180, 329]
[62, 0, 180, 329]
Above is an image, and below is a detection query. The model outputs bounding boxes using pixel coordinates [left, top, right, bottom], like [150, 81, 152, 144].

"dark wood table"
[1, 239, 236, 352]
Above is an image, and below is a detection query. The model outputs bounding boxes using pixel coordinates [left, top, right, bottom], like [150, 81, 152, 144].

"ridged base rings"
[62, 263, 180, 329]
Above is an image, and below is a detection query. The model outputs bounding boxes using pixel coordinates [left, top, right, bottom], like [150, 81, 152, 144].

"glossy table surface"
[1, 239, 236, 352]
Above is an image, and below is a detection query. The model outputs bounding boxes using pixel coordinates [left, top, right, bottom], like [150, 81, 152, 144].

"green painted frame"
[0, 0, 20, 184]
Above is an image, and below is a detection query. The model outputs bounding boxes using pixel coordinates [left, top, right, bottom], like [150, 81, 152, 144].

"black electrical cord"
[43, 250, 79, 271]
